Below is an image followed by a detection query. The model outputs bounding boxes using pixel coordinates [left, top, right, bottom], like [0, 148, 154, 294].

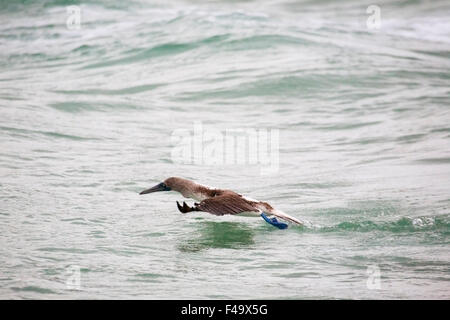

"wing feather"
[196, 194, 260, 216]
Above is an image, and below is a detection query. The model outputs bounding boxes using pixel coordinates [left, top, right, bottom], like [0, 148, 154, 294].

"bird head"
[139, 177, 187, 195]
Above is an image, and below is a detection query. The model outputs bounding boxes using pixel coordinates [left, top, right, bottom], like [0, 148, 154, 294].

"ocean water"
[1, 0, 449, 299]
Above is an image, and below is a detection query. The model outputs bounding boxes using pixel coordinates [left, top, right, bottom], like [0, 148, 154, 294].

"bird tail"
[268, 209, 303, 226]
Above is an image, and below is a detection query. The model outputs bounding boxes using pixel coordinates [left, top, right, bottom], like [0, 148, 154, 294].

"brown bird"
[139, 177, 302, 229]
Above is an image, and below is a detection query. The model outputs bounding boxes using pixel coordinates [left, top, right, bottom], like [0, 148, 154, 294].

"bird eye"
[159, 182, 170, 191]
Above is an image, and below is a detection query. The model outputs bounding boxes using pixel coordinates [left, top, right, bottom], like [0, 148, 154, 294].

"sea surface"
[1, 0, 449, 299]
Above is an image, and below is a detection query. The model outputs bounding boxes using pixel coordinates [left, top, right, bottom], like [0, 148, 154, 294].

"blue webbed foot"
[261, 212, 288, 229]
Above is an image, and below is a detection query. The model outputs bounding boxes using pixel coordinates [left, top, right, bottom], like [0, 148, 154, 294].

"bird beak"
[139, 182, 170, 195]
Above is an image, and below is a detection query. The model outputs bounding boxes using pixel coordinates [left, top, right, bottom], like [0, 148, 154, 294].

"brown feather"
[195, 193, 260, 216]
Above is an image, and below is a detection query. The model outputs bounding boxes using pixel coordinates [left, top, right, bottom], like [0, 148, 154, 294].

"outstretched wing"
[195, 194, 260, 216]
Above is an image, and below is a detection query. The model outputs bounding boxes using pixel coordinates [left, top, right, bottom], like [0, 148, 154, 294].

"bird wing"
[195, 193, 260, 216]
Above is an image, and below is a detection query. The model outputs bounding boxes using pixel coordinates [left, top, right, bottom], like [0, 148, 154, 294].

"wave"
[0, 0, 142, 11]
[315, 216, 450, 234]
[81, 35, 230, 69]
[0, 125, 100, 140]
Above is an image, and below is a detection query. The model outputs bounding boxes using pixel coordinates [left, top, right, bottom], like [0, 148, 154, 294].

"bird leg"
[176, 201, 199, 214]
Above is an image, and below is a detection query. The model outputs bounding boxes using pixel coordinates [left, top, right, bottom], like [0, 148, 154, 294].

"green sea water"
[0, 0, 449, 299]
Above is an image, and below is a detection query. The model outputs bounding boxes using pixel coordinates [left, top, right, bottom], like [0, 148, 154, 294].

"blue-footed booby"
[139, 177, 302, 229]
